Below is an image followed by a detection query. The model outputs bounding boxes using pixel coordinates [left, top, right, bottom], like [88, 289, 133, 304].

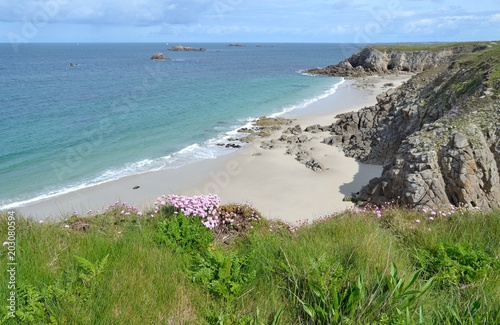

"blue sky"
[1, 0, 499, 43]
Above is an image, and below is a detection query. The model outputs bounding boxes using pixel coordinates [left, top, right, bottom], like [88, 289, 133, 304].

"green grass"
[1, 204, 500, 324]
[371, 41, 493, 52]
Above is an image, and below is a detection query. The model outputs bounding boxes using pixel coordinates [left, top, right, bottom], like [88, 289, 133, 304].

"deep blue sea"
[0, 43, 358, 209]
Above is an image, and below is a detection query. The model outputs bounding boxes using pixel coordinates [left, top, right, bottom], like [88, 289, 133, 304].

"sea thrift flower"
[2, 242, 8, 247]
[429, 217, 434, 221]
[137, 211, 143, 216]
[39, 220, 44, 224]
[64, 225, 70, 229]
[415, 219, 421, 223]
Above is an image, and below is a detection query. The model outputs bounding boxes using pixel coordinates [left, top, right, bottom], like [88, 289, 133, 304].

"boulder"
[283, 124, 302, 135]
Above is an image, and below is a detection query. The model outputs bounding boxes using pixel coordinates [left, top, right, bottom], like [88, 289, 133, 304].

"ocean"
[0, 43, 358, 209]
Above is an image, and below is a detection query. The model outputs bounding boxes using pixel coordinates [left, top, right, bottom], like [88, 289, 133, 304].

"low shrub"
[190, 248, 256, 301]
[414, 242, 498, 286]
[155, 212, 214, 253]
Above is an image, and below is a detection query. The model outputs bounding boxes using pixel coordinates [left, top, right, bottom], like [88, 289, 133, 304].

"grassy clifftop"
[1, 197, 500, 324]
[371, 41, 495, 52]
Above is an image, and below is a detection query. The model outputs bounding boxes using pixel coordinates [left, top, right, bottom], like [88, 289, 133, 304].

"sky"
[0, 0, 499, 43]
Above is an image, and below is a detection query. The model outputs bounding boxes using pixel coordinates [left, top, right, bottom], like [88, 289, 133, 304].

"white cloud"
[0, 0, 499, 43]
[393, 11, 416, 18]
[0, 0, 213, 25]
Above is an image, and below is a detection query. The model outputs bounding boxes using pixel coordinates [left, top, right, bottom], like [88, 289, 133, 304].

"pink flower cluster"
[419, 203, 481, 221]
[105, 201, 143, 216]
[154, 194, 234, 229]
[352, 201, 482, 224]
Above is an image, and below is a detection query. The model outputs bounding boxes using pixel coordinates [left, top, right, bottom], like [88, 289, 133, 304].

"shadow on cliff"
[339, 162, 383, 197]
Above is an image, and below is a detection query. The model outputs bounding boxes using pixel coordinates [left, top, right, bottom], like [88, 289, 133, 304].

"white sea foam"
[0, 141, 231, 211]
[270, 78, 344, 118]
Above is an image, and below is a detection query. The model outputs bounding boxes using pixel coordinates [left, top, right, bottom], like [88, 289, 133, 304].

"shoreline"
[15, 74, 411, 223]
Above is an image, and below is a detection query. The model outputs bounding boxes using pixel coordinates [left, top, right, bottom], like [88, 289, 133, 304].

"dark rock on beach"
[283, 125, 302, 135]
[286, 144, 325, 171]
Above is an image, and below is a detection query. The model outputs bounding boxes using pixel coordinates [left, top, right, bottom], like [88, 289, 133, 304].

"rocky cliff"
[307, 44, 488, 77]
[321, 42, 500, 210]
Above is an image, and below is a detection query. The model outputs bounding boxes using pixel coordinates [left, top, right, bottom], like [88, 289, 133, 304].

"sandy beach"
[17, 74, 411, 224]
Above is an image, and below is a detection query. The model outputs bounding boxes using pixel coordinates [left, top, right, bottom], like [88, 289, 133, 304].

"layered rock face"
[322, 43, 500, 210]
[307, 44, 488, 77]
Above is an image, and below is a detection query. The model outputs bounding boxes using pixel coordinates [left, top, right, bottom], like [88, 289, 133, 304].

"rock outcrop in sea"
[150, 52, 171, 60]
[168, 45, 206, 52]
[318, 43, 500, 211]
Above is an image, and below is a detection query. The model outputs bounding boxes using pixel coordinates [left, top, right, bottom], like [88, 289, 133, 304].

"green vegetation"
[371, 41, 492, 52]
[1, 201, 500, 324]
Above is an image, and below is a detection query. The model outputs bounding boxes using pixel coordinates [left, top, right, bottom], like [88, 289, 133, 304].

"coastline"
[16, 74, 411, 223]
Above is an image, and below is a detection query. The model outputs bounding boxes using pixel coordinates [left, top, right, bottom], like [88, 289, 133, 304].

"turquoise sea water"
[0, 43, 357, 209]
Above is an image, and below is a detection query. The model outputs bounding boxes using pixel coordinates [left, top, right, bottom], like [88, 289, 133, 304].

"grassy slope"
[1, 204, 499, 324]
[370, 41, 495, 52]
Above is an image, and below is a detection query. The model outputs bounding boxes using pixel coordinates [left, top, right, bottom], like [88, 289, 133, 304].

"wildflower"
[86, 210, 93, 215]
[64, 225, 70, 229]
[415, 219, 421, 223]
[2, 242, 8, 247]
[429, 217, 434, 221]
[431, 211, 437, 215]
[39, 220, 44, 224]
[137, 211, 143, 216]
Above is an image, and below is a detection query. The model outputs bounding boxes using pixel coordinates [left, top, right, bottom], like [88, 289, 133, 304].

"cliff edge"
[307, 43, 488, 77]
[319, 42, 500, 210]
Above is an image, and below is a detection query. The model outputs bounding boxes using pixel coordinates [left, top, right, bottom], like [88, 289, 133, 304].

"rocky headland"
[306, 43, 489, 77]
[314, 42, 500, 211]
